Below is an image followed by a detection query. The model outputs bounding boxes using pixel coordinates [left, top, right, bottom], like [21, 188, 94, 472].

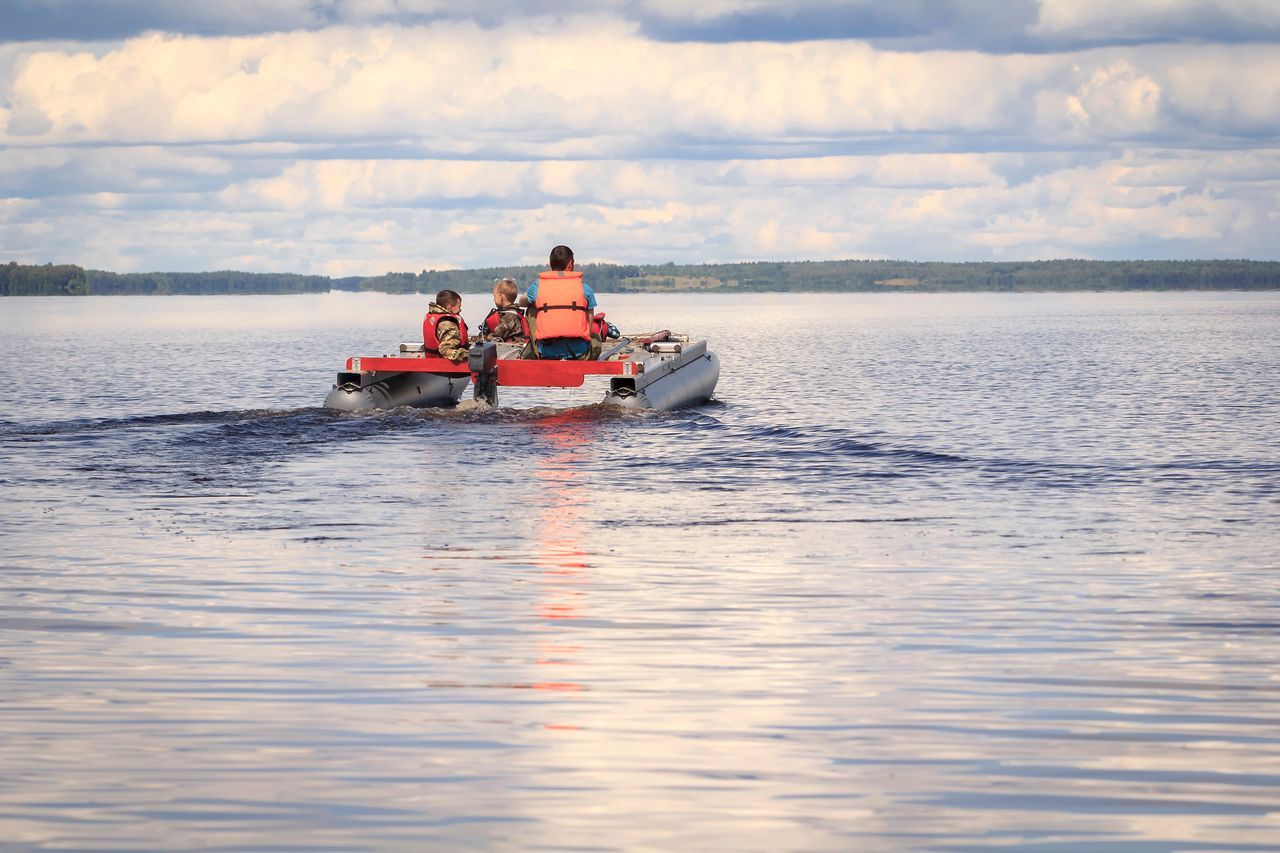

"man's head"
[493, 278, 517, 307]
[436, 289, 462, 311]
[549, 245, 574, 271]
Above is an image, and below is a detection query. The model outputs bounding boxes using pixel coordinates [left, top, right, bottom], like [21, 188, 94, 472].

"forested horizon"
[5, 258, 1280, 297]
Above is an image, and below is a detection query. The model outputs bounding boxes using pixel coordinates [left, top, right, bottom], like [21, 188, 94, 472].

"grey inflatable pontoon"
[324, 343, 470, 412]
[324, 332, 718, 412]
[600, 338, 719, 410]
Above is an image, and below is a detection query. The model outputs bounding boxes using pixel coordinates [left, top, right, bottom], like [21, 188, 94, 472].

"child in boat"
[422, 289, 470, 363]
[480, 277, 529, 343]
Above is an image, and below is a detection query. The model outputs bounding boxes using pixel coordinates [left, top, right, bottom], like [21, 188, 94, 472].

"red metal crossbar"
[344, 356, 642, 388]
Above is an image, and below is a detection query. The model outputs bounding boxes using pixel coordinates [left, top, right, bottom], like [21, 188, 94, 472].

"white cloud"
[2, 18, 1279, 268]
[7, 147, 1278, 270]
[1034, 0, 1280, 39]
[637, 0, 778, 21]
[5, 23, 1279, 154]
[1064, 62, 1162, 134]
[1161, 46, 1280, 134]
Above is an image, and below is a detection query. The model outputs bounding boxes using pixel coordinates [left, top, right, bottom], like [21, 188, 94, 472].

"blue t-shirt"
[525, 279, 598, 359]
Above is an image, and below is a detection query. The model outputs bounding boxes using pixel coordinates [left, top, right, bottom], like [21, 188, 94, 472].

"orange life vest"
[422, 311, 469, 354]
[534, 271, 591, 341]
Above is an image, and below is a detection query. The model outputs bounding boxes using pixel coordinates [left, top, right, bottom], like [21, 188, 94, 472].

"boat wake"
[1, 400, 680, 441]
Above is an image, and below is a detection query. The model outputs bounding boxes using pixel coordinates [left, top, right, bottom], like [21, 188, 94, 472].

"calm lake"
[2, 291, 1279, 850]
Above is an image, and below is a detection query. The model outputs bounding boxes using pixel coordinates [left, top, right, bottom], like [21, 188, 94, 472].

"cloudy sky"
[2, 0, 1278, 275]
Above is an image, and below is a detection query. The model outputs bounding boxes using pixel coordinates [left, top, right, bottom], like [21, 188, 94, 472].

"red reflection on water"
[528, 682, 583, 692]
[528, 410, 598, 708]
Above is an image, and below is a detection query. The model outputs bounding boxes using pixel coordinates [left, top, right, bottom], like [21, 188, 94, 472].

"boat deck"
[345, 332, 691, 387]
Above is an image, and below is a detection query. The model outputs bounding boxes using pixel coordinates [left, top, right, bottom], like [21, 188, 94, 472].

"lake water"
[2, 291, 1279, 851]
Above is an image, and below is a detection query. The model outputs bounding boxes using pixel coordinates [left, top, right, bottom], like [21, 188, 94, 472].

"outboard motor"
[468, 341, 499, 406]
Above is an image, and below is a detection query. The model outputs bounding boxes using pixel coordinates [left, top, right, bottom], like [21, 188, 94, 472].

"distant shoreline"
[5, 259, 1280, 296]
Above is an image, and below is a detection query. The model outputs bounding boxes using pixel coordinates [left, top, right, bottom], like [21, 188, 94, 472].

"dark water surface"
[2, 292, 1279, 850]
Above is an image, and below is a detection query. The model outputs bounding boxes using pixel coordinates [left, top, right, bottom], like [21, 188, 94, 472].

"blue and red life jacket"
[590, 312, 614, 340]
[422, 311, 469, 355]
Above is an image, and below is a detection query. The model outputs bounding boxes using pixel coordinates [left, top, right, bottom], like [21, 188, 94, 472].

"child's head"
[493, 277, 518, 307]
[436, 289, 462, 312]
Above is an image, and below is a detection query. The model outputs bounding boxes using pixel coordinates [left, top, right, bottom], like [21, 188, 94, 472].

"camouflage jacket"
[426, 304, 469, 363]
[490, 308, 528, 342]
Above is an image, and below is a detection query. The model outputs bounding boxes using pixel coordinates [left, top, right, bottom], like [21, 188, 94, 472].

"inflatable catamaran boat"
[323, 332, 719, 411]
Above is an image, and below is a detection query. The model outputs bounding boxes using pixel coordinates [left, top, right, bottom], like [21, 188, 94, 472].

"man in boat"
[480, 277, 530, 343]
[520, 245, 601, 360]
[422, 289, 470, 363]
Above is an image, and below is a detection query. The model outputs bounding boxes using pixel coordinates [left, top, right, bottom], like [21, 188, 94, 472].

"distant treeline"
[371, 259, 1280, 294]
[0, 262, 364, 296]
[5, 258, 1280, 296]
